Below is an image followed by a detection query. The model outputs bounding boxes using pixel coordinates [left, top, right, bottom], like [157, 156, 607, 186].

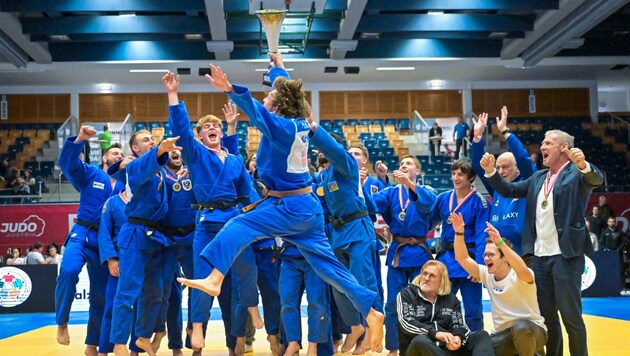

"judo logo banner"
[0, 267, 33, 307]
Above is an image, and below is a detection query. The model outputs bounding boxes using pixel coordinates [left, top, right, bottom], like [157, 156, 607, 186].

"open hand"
[162, 72, 180, 93]
[472, 113, 488, 138]
[205, 64, 233, 92]
[496, 106, 509, 132]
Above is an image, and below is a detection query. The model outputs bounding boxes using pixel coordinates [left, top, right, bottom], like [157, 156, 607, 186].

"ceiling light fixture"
[376, 67, 415, 71]
[98, 83, 112, 91]
[427, 11, 444, 15]
[129, 69, 170, 73]
[185, 34, 203, 40]
[119, 12, 136, 17]
[429, 80, 443, 88]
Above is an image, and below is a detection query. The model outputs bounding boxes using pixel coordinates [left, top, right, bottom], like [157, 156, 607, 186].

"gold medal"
[173, 182, 181, 192]
[541, 199, 548, 209]
[398, 211, 406, 221]
[316, 186, 324, 196]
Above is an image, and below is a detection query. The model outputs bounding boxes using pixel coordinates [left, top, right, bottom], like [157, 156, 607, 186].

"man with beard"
[56, 128, 125, 356]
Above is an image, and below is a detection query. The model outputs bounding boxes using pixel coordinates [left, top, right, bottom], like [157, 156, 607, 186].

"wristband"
[474, 135, 482, 140]
[495, 239, 505, 248]
[501, 128, 511, 135]
[455, 232, 464, 236]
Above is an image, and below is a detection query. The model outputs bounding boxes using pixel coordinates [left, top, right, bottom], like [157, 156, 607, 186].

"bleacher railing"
[608, 112, 630, 144]
[56, 115, 79, 149]
[120, 113, 134, 154]
[413, 110, 430, 157]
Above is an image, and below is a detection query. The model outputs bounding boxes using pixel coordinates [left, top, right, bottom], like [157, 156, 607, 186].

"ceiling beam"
[521, 0, 630, 67]
[330, 0, 368, 59]
[204, 0, 229, 60]
[364, 0, 559, 11]
[0, 0, 206, 12]
[0, 12, 51, 66]
[501, 0, 589, 59]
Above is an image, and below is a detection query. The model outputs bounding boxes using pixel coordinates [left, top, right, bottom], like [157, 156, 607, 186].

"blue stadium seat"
[237, 121, 249, 129]
[384, 118, 398, 127]
[372, 119, 384, 127]
[148, 122, 162, 130]
[134, 122, 147, 131]
[40, 161, 55, 179]
[368, 147, 381, 159]
[382, 147, 395, 157]
[319, 120, 332, 131]
[24, 161, 39, 172]
[359, 133, 372, 141]
[332, 119, 345, 129]
[399, 118, 410, 130]
[347, 119, 358, 126]
[363, 139, 377, 148]
[359, 119, 371, 126]
[377, 139, 391, 149]
[373, 132, 386, 140]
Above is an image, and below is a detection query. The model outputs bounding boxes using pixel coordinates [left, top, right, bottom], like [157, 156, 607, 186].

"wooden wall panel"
[0, 94, 71, 123]
[472, 88, 590, 117]
[320, 90, 462, 119]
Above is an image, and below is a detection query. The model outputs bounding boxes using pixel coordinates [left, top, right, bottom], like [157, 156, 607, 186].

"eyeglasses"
[483, 253, 496, 259]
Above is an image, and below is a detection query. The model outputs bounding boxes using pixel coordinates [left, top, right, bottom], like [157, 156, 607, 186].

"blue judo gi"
[168, 101, 253, 349]
[56, 136, 124, 347]
[108, 147, 174, 344]
[471, 134, 536, 255]
[309, 125, 383, 328]
[431, 189, 490, 331]
[279, 244, 330, 344]
[365, 183, 436, 351]
[197, 68, 377, 325]
[162, 168, 197, 350]
[97, 192, 142, 353]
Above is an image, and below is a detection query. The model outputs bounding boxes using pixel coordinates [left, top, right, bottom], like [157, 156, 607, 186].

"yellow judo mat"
[1, 313, 629, 355]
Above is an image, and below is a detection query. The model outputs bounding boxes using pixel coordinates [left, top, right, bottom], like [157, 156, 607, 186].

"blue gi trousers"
[199, 195, 377, 319]
[280, 256, 329, 343]
[451, 277, 483, 332]
[55, 239, 108, 346]
[100, 274, 142, 353]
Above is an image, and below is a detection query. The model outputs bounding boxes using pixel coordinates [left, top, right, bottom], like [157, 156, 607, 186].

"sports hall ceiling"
[0, 0, 629, 86]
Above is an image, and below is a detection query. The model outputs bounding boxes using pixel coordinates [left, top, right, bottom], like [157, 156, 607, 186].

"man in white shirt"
[26, 242, 51, 265]
[451, 212, 547, 355]
[480, 130, 603, 356]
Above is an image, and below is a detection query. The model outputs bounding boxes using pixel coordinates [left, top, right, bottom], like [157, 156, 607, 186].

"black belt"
[128, 217, 176, 243]
[191, 196, 248, 211]
[330, 210, 369, 229]
[168, 224, 196, 237]
[76, 218, 100, 231]
[436, 241, 476, 260]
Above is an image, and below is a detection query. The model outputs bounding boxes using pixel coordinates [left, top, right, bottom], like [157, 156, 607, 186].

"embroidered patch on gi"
[327, 181, 339, 192]
[370, 185, 379, 194]
[92, 182, 105, 190]
[182, 179, 192, 191]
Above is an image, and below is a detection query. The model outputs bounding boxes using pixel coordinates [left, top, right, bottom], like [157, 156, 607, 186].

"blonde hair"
[412, 260, 451, 296]
[400, 154, 421, 171]
[195, 115, 223, 134]
[545, 129, 574, 148]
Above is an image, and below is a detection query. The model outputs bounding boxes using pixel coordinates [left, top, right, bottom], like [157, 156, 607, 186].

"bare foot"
[386, 349, 399, 356]
[235, 336, 246, 356]
[341, 325, 365, 353]
[151, 331, 166, 353]
[353, 335, 371, 355]
[333, 338, 343, 354]
[284, 341, 300, 356]
[85, 345, 98, 356]
[365, 308, 385, 351]
[113, 344, 131, 356]
[248, 306, 264, 329]
[229, 348, 237, 356]
[135, 337, 156, 356]
[178, 268, 224, 297]
[172, 349, 184, 356]
[307, 341, 318, 356]
[191, 322, 206, 351]
[268, 334, 281, 356]
[192, 351, 202, 356]
[57, 324, 70, 345]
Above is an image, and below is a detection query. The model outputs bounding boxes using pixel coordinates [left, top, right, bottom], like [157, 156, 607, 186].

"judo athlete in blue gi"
[471, 108, 536, 257]
[56, 126, 124, 356]
[431, 159, 491, 332]
[241, 154, 283, 355]
[279, 242, 330, 356]
[161, 150, 197, 355]
[162, 74, 255, 355]
[178, 53, 385, 351]
[309, 126, 383, 354]
[98, 190, 143, 356]
[365, 155, 436, 355]
[108, 130, 182, 356]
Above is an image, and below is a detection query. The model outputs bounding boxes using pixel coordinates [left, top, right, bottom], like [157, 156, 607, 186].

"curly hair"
[271, 77, 310, 118]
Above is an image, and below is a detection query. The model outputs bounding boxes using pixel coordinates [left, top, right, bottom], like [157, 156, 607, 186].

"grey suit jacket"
[486, 163, 603, 258]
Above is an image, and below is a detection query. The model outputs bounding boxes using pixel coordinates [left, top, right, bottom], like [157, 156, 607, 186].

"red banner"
[0, 204, 78, 256]
[587, 193, 630, 233]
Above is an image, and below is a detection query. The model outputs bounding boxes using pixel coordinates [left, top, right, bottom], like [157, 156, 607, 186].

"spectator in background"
[98, 125, 112, 154]
[5, 166, 20, 188]
[452, 117, 470, 159]
[26, 242, 51, 264]
[443, 144, 455, 162]
[47, 243, 63, 264]
[598, 195, 615, 222]
[600, 217, 625, 251]
[586, 206, 604, 237]
[22, 169, 36, 190]
[530, 153, 542, 170]
[428, 122, 443, 158]
[12, 176, 31, 203]
[0, 159, 9, 179]
[6, 248, 26, 265]
[585, 220, 599, 252]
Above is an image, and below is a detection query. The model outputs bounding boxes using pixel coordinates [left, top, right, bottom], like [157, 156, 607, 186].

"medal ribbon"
[449, 187, 477, 216]
[398, 185, 411, 214]
[163, 169, 178, 182]
[119, 191, 129, 204]
[543, 160, 570, 200]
